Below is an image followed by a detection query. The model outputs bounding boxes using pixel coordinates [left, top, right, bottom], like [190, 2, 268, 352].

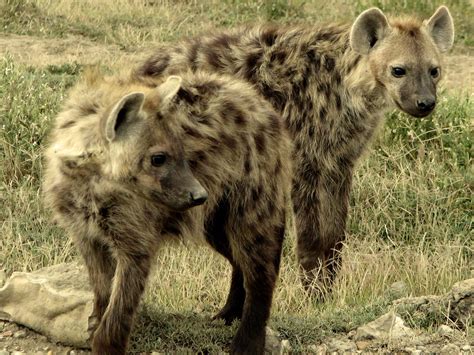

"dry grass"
[0, 0, 473, 352]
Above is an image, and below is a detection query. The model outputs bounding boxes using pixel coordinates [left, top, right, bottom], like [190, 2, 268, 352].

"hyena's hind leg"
[74, 236, 116, 340]
[205, 197, 246, 325]
[227, 198, 286, 354]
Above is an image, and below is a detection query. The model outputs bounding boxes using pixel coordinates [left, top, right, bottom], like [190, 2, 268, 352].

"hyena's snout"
[415, 96, 436, 115]
[189, 184, 208, 207]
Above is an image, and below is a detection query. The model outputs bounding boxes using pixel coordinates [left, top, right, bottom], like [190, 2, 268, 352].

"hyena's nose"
[416, 98, 436, 113]
[190, 189, 208, 207]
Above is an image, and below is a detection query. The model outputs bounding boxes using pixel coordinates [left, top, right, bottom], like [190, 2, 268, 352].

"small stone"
[410, 350, 422, 355]
[440, 344, 460, 355]
[281, 339, 291, 353]
[388, 281, 409, 299]
[460, 344, 471, 351]
[327, 338, 357, 352]
[265, 327, 283, 353]
[355, 311, 414, 341]
[11, 352, 26, 355]
[355, 340, 371, 350]
[438, 324, 455, 337]
[13, 330, 26, 339]
[307, 344, 327, 354]
[1, 330, 13, 337]
[150, 353, 165, 355]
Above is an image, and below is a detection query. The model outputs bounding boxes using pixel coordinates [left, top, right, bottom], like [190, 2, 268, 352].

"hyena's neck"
[245, 25, 389, 137]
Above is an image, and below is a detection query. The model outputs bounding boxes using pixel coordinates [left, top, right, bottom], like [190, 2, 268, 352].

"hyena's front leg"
[91, 252, 152, 355]
[229, 211, 285, 354]
[292, 164, 352, 298]
[74, 236, 116, 339]
[205, 198, 246, 325]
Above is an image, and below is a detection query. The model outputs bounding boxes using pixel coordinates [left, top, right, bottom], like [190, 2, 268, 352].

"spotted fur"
[43, 70, 291, 354]
[137, 7, 454, 295]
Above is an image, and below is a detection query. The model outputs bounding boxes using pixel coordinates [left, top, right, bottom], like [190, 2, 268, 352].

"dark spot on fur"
[244, 149, 252, 174]
[346, 55, 361, 74]
[308, 126, 315, 138]
[188, 40, 201, 72]
[324, 56, 335, 72]
[221, 131, 238, 150]
[244, 50, 263, 81]
[212, 34, 238, 50]
[59, 120, 76, 129]
[177, 88, 198, 105]
[221, 100, 246, 126]
[261, 28, 278, 46]
[255, 233, 266, 245]
[274, 157, 282, 175]
[319, 106, 327, 121]
[143, 54, 170, 77]
[254, 131, 266, 154]
[205, 47, 225, 69]
[261, 83, 286, 112]
[334, 93, 342, 111]
[315, 30, 338, 42]
[182, 124, 203, 139]
[270, 50, 286, 64]
[251, 185, 262, 202]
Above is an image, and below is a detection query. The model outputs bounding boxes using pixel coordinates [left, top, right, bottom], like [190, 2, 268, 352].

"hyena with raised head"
[43, 70, 291, 354]
[137, 6, 454, 295]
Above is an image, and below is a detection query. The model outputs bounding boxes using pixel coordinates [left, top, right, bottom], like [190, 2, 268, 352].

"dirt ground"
[0, 33, 472, 354]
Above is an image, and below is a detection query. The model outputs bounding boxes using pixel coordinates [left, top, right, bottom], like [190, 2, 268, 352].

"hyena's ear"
[105, 92, 145, 142]
[350, 7, 390, 54]
[424, 6, 454, 53]
[156, 75, 182, 111]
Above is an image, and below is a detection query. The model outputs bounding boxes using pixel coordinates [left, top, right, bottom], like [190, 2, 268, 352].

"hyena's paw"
[212, 305, 243, 326]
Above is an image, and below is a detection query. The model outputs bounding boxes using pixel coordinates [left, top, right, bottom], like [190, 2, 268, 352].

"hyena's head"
[350, 6, 454, 117]
[103, 76, 208, 211]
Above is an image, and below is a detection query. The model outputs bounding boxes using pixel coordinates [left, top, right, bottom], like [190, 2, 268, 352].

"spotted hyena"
[43, 70, 291, 354]
[137, 6, 454, 295]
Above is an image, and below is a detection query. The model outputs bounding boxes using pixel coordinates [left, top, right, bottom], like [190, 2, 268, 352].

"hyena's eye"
[430, 67, 440, 78]
[391, 67, 406, 78]
[151, 154, 167, 167]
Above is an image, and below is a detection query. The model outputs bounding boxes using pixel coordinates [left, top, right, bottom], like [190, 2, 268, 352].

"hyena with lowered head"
[43, 70, 291, 354]
[137, 6, 454, 295]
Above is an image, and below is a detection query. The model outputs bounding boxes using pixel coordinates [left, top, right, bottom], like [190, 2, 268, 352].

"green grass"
[1, 0, 473, 352]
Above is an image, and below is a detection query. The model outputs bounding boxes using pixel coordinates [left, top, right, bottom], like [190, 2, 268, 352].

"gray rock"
[265, 327, 286, 354]
[12, 330, 26, 339]
[355, 311, 414, 342]
[437, 324, 455, 337]
[0, 263, 93, 348]
[440, 344, 461, 355]
[326, 337, 357, 352]
[460, 344, 471, 351]
[388, 281, 409, 299]
[448, 278, 474, 327]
